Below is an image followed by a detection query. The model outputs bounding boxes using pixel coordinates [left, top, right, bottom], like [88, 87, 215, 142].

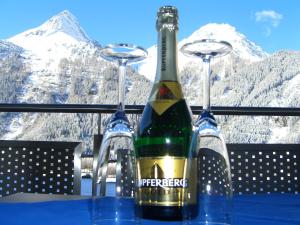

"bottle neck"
[155, 27, 179, 82]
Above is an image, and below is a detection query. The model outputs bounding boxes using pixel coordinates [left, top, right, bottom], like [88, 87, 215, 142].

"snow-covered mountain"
[1, 10, 103, 140]
[9, 10, 91, 46]
[139, 23, 269, 81]
[0, 10, 299, 149]
[7, 10, 99, 103]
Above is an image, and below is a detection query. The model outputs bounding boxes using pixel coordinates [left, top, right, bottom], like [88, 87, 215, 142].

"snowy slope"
[139, 23, 269, 81]
[0, 40, 23, 58]
[7, 10, 99, 103]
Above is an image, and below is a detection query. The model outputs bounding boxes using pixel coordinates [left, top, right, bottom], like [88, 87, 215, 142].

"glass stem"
[203, 55, 211, 111]
[118, 60, 127, 111]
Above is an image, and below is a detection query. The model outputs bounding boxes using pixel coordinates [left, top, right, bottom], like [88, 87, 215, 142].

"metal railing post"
[97, 113, 102, 135]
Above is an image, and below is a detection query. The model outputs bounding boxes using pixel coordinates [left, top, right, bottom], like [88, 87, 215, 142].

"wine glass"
[180, 39, 233, 225]
[93, 43, 147, 225]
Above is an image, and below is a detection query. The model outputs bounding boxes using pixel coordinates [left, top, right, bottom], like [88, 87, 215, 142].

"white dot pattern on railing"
[229, 149, 299, 195]
[0, 145, 75, 197]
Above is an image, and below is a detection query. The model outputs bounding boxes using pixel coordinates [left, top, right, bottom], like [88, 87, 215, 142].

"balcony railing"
[0, 103, 299, 139]
[0, 103, 299, 116]
[0, 103, 299, 195]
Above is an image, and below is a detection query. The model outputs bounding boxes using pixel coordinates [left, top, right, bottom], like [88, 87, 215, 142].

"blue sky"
[0, 0, 299, 53]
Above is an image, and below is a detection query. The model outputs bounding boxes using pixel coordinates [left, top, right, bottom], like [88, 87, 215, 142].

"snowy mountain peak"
[182, 23, 268, 61]
[139, 23, 269, 81]
[8, 10, 90, 50]
[191, 23, 237, 38]
[37, 10, 90, 42]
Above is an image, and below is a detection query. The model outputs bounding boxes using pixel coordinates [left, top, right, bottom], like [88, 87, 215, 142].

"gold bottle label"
[136, 156, 196, 206]
[149, 81, 183, 115]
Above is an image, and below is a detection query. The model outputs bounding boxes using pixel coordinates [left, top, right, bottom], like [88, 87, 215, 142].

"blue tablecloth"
[0, 194, 299, 225]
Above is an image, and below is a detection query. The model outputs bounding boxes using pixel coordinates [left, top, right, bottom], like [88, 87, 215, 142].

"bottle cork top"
[156, 6, 178, 30]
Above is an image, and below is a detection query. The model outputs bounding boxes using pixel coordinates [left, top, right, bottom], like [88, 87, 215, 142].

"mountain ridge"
[138, 23, 269, 81]
[8, 10, 91, 46]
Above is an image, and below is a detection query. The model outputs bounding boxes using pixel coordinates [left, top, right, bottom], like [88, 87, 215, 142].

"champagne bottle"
[135, 6, 195, 220]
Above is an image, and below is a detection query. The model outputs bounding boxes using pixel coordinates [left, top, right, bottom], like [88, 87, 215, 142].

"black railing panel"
[228, 144, 300, 195]
[0, 140, 83, 197]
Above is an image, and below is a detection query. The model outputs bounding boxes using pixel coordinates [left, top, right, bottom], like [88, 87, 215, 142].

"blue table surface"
[0, 194, 299, 225]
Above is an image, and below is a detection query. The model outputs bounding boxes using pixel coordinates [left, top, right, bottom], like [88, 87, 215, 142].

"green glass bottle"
[135, 6, 195, 220]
